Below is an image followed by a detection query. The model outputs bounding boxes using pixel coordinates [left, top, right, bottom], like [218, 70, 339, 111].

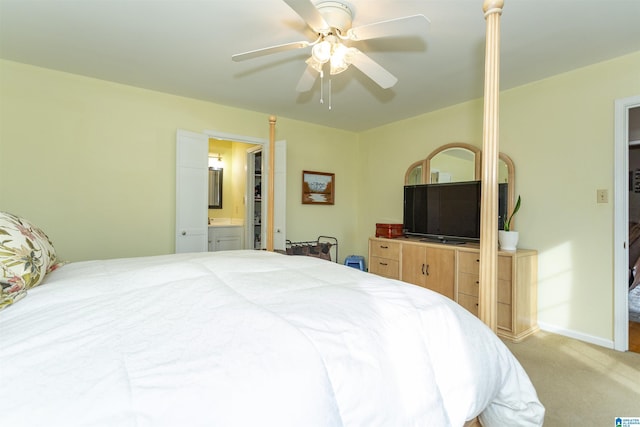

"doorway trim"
[205, 130, 268, 146]
[204, 130, 269, 251]
[614, 95, 640, 351]
[203, 129, 286, 252]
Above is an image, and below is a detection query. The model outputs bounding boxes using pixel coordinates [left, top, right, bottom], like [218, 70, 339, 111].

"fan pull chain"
[328, 78, 332, 110]
[319, 70, 324, 104]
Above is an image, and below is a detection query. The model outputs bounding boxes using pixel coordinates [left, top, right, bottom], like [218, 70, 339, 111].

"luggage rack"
[284, 236, 338, 263]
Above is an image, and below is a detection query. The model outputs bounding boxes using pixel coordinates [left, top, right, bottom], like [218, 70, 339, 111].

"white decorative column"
[479, 0, 504, 333]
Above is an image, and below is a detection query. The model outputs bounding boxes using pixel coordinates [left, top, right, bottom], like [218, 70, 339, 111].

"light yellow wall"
[0, 59, 359, 262]
[282, 121, 359, 254]
[358, 51, 640, 343]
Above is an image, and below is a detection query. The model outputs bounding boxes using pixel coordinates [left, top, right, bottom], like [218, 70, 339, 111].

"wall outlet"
[597, 189, 608, 203]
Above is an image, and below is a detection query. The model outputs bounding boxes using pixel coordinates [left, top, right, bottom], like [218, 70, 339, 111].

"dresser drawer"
[459, 252, 512, 280]
[458, 293, 512, 330]
[369, 240, 400, 261]
[460, 275, 511, 303]
[458, 251, 480, 274]
[498, 256, 512, 281]
[369, 256, 399, 279]
[458, 293, 479, 316]
[458, 272, 479, 297]
[498, 303, 513, 331]
[498, 279, 512, 305]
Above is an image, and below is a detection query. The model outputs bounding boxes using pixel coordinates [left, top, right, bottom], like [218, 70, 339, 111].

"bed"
[1, 210, 543, 426]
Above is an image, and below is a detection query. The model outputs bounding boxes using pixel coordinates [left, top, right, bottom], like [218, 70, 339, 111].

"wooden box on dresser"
[368, 237, 539, 342]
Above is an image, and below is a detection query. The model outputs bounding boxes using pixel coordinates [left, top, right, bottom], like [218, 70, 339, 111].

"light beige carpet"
[504, 331, 640, 427]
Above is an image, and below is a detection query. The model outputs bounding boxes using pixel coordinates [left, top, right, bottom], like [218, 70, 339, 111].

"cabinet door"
[216, 235, 243, 251]
[424, 247, 455, 299]
[401, 244, 427, 287]
[401, 245, 455, 299]
[208, 228, 215, 252]
[210, 227, 244, 251]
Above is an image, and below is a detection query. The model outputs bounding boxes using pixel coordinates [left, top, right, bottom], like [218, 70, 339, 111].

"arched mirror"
[405, 143, 516, 225]
[427, 143, 481, 184]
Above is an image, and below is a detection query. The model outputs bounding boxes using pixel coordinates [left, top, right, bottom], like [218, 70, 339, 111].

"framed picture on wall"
[302, 171, 335, 205]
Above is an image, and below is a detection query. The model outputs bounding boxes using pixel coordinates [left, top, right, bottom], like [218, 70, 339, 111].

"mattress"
[0, 250, 544, 426]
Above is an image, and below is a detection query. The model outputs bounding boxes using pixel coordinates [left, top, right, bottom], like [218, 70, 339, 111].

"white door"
[248, 141, 287, 251]
[175, 129, 208, 253]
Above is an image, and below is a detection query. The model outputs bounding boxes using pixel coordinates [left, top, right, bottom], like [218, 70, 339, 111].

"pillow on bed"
[0, 281, 28, 311]
[1, 211, 64, 310]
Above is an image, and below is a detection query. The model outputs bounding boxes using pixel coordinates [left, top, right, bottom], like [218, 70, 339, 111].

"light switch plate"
[597, 189, 608, 203]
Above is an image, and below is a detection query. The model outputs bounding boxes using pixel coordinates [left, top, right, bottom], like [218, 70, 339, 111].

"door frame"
[204, 129, 286, 251]
[614, 95, 640, 351]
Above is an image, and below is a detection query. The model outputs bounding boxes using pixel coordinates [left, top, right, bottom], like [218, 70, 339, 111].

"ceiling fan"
[231, 0, 430, 93]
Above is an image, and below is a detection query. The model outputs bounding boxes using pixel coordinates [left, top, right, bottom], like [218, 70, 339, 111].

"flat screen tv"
[403, 180, 508, 243]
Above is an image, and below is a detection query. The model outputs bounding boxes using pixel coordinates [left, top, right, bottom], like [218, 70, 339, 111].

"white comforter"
[0, 250, 543, 426]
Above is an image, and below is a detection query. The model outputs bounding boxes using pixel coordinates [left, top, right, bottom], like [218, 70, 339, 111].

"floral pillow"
[1, 211, 64, 310]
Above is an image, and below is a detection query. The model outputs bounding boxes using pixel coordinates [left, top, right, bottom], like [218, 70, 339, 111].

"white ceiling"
[1, 0, 638, 132]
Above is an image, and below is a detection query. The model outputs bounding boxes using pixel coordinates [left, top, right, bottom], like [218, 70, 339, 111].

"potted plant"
[499, 195, 521, 251]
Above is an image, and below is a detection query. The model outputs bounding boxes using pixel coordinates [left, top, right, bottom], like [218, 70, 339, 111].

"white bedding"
[0, 250, 544, 426]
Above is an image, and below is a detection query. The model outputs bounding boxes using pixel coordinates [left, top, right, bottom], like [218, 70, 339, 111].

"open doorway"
[207, 138, 261, 250]
[614, 96, 640, 352]
[204, 129, 287, 252]
[626, 106, 640, 353]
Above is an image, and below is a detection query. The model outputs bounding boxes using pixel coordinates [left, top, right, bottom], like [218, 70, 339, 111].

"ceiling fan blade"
[346, 14, 430, 41]
[347, 49, 398, 89]
[283, 0, 329, 32]
[232, 41, 310, 62]
[296, 64, 319, 92]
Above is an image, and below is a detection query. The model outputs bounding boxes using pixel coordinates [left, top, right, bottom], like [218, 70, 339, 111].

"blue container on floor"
[344, 255, 365, 271]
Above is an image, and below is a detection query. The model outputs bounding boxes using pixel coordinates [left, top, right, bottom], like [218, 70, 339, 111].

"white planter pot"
[498, 230, 519, 251]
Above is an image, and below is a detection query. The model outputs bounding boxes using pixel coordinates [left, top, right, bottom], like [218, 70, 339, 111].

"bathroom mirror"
[209, 168, 223, 209]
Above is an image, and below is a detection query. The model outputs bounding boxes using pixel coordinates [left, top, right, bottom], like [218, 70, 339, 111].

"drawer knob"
[380, 262, 388, 266]
[380, 245, 389, 249]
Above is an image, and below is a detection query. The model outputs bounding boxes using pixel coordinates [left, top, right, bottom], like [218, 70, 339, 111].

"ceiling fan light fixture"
[330, 60, 348, 75]
[329, 43, 349, 75]
[305, 56, 324, 73]
[311, 40, 332, 63]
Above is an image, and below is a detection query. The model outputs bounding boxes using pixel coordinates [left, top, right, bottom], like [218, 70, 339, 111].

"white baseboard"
[538, 322, 615, 349]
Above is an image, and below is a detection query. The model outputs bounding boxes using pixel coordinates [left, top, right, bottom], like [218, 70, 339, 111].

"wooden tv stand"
[368, 236, 539, 342]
